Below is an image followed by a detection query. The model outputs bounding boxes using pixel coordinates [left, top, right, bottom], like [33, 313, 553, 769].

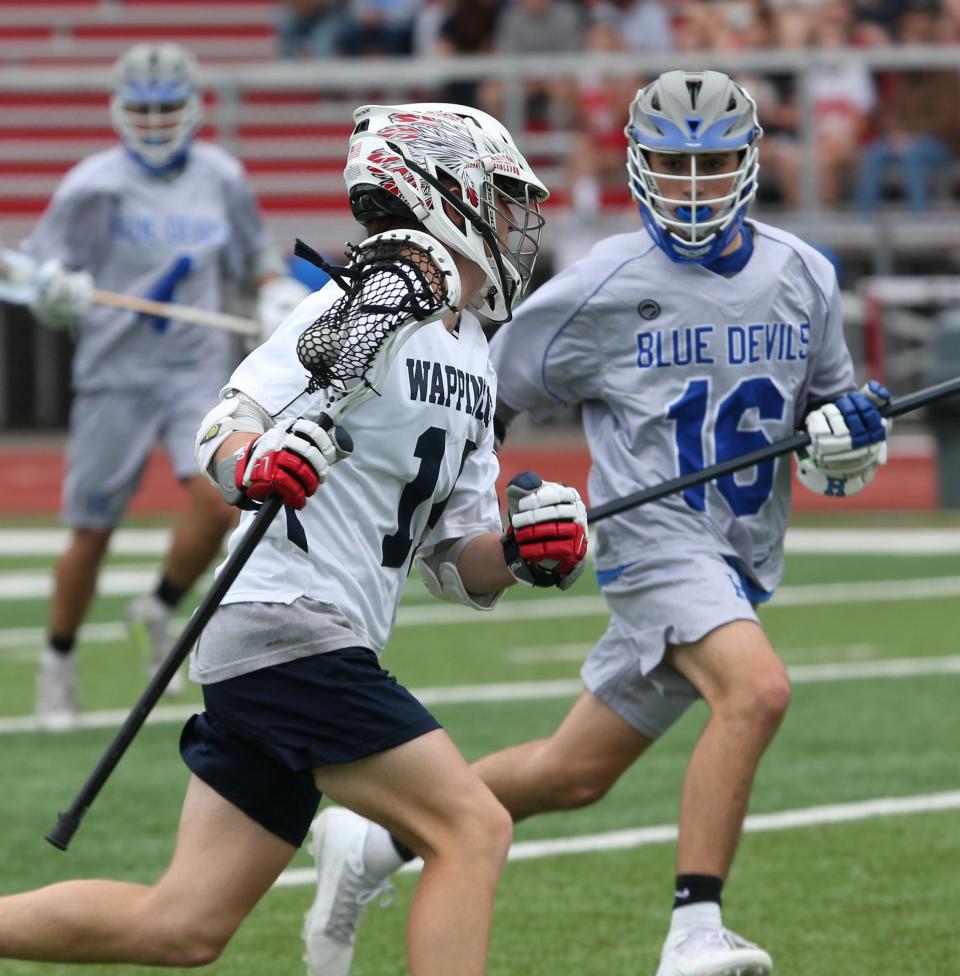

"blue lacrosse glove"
[797, 380, 891, 497]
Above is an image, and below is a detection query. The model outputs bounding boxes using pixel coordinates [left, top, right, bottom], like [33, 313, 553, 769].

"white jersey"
[24, 142, 268, 393]
[217, 281, 502, 654]
[491, 221, 855, 594]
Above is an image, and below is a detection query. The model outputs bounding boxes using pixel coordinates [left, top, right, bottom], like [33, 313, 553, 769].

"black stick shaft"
[45, 494, 284, 851]
[587, 375, 960, 525]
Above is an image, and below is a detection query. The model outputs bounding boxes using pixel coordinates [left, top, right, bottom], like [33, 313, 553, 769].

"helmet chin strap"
[396, 149, 515, 319]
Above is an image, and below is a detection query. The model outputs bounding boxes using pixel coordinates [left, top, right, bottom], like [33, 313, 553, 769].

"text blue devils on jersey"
[491, 221, 855, 595]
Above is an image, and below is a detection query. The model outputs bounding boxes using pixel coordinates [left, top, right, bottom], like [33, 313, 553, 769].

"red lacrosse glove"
[501, 472, 588, 589]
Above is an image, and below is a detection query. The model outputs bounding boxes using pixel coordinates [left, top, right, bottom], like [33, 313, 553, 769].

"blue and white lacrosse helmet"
[625, 70, 762, 265]
[110, 43, 203, 173]
[343, 102, 548, 322]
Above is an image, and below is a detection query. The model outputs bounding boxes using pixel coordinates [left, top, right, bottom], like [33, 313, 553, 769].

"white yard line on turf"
[273, 790, 960, 887]
[1, 654, 959, 735]
[2, 526, 960, 560]
[3, 570, 960, 609]
[1, 577, 959, 649]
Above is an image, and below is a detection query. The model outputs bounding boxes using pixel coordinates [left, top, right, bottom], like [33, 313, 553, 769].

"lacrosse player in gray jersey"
[307, 71, 892, 976]
[23, 42, 310, 730]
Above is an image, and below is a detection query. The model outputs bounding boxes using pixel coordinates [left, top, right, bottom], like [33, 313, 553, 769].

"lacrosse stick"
[587, 375, 960, 524]
[0, 246, 260, 338]
[46, 230, 462, 851]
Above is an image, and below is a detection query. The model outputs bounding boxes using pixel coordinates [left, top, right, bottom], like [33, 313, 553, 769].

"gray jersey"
[25, 142, 267, 393]
[491, 221, 855, 593]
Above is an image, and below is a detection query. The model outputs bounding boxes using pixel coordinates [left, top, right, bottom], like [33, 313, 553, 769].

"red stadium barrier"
[0, 441, 939, 516]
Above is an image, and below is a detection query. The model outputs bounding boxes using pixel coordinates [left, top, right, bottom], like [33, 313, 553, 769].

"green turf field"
[0, 516, 958, 975]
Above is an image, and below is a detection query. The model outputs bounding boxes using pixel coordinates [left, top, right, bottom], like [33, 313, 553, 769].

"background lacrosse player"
[308, 71, 891, 976]
[23, 41, 310, 729]
[0, 102, 588, 976]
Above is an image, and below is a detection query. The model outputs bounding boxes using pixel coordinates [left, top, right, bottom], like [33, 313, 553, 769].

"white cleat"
[126, 593, 183, 696]
[655, 927, 773, 976]
[36, 649, 79, 732]
[303, 807, 395, 976]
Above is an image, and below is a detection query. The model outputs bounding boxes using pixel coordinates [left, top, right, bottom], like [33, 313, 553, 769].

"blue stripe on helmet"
[121, 78, 192, 103]
[629, 115, 754, 151]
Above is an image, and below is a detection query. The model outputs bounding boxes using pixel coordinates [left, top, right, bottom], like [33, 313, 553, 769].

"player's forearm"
[213, 433, 258, 467]
[456, 532, 516, 593]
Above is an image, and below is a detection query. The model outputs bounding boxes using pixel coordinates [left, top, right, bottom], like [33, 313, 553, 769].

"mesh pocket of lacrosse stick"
[295, 231, 462, 410]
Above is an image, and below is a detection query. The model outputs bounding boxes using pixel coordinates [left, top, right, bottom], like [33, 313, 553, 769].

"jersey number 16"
[667, 376, 786, 516]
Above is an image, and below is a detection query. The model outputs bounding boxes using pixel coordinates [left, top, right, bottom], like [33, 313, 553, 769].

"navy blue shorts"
[180, 647, 441, 847]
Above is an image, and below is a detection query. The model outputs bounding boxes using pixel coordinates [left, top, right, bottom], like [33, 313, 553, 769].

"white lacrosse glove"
[501, 472, 588, 590]
[29, 258, 93, 330]
[216, 418, 353, 510]
[256, 276, 311, 339]
[797, 380, 891, 497]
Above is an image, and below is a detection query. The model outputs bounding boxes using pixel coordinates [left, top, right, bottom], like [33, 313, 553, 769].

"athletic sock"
[390, 834, 417, 863]
[48, 633, 76, 656]
[154, 576, 185, 610]
[673, 873, 723, 909]
[669, 900, 723, 934]
[360, 822, 406, 879]
[670, 874, 724, 933]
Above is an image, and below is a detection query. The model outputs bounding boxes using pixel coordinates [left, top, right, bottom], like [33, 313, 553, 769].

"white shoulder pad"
[194, 389, 272, 482]
[416, 537, 502, 612]
[358, 229, 462, 311]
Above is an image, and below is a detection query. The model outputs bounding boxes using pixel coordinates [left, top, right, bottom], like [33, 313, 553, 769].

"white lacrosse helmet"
[343, 102, 548, 322]
[625, 70, 762, 265]
[110, 43, 203, 173]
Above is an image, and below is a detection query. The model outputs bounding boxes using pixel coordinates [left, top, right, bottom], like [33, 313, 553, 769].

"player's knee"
[721, 672, 791, 738]
[435, 790, 512, 870]
[553, 763, 619, 809]
[138, 893, 236, 966]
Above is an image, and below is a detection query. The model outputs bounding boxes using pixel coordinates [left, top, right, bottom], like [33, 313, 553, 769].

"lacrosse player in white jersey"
[0, 103, 589, 976]
[23, 42, 310, 729]
[308, 72, 892, 976]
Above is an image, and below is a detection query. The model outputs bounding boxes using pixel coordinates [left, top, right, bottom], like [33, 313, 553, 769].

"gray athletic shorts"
[582, 549, 761, 740]
[63, 376, 224, 529]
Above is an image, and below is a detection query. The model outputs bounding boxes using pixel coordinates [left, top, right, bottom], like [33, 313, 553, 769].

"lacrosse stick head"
[625, 70, 762, 265]
[110, 43, 203, 174]
[296, 230, 460, 412]
[343, 103, 548, 323]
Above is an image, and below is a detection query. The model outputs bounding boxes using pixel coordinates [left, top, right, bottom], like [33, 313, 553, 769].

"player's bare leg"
[127, 476, 236, 692]
[472, 689, 654, 821]
[668, 619, 790, 878]
[49, 527, 112, 638]
[309, 729, 512, 976]
[652, 619, 787, 976]
[37, 527, 112, 729]
[162, 475, 237, 592]
[0, 775, 295, 965]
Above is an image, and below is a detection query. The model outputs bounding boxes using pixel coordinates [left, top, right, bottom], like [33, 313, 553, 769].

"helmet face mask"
[111, 43, 202, 173]
[344, 103, 548, 321]
[625, 71, 762, 265]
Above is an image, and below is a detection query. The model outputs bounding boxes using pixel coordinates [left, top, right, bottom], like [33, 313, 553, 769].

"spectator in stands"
[276, 0, 349, 58]
[740, 72, 803, 206]
[613, 0, 675, 51]
[340, 0, 420, 56]
[23, 43, 308, 731]
[428, 0, 500, 106]
[567, 10, 643, 216]
[856, 2, 960, 212]
[808, 0, 875, 204]
[493, 0, 583, 126]
[673, 0, 768, 51]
